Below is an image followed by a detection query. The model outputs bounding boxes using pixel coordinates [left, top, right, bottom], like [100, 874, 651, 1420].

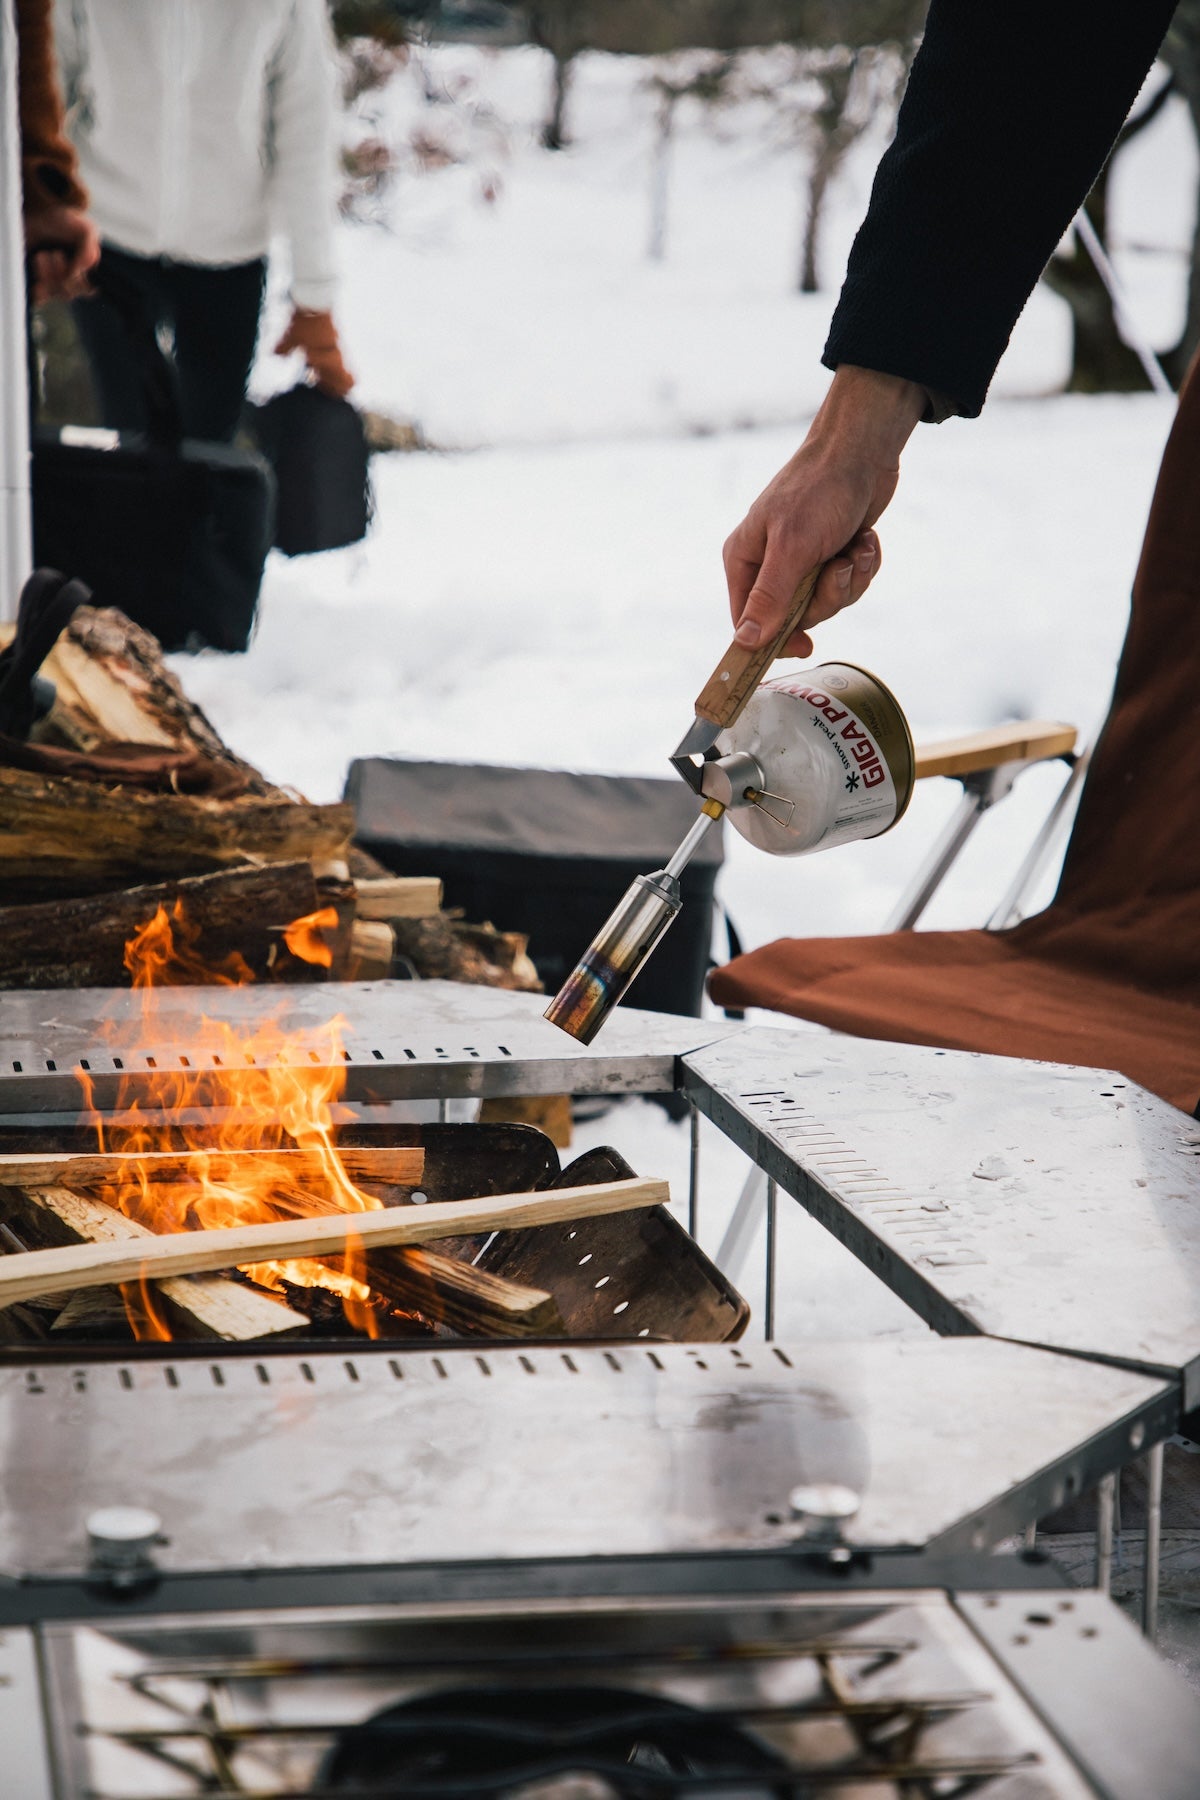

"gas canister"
[711, 662, 914, 856]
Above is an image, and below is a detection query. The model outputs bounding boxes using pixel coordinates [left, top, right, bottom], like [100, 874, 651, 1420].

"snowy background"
[177, 44, 1193, 1336]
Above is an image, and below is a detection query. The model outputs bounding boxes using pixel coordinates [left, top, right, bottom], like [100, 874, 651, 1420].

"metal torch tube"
[545, 802, 724, 1044]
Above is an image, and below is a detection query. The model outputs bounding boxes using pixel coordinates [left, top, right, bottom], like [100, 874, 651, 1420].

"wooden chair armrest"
[913, 720, 1077, 782]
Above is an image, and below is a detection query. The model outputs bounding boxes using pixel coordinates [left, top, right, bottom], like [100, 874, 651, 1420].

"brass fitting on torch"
[544, 798, 725, 1045]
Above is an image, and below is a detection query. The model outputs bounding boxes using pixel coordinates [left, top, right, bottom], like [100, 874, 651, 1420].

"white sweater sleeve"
[266, 0, 341, 312]
[52, 0, 85, 112]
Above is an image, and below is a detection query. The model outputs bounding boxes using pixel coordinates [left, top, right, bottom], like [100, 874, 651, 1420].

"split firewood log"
[39, 605, 271, 791]
[0, 764, 353, 902]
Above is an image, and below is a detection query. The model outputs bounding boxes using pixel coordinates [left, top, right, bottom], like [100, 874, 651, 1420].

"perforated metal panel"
[684, 1027, 1200, 1405]
[0, 981, 738, 1112]
[0, 1339, 1170, 1579]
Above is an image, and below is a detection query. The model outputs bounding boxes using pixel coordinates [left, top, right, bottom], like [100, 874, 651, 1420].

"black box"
[344, 758, 724, 1018]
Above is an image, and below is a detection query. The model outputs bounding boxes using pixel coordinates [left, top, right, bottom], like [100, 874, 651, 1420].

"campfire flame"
[82, 901, 388, 1341]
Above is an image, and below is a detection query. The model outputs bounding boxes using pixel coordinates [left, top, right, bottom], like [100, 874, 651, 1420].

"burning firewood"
[0, 1178, 668, 1312]
[340, 1246, 564, 1339]
[0, 1145, 427, 1191]
[0, 1183, 309, 1341]
[0, 861, 321, 987]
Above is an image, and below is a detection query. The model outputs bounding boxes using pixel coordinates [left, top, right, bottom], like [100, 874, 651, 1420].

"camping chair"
[710, 354, 1200, 1119]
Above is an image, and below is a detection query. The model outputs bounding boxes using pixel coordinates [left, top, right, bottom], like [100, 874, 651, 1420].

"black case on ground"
[345, 758, 724, 1017]
[29, 261, 275, 654]
[32, 428, 275, 653]
[246, 384, 371, 557]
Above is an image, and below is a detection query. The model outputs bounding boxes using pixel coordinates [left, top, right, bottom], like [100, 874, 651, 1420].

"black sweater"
[823, 0, 1179, 417]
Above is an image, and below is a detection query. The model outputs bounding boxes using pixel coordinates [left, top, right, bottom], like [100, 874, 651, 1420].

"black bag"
[246, 382, 372, 556]
[30, 269, 275, 654]
[344, 758, 725, 1019]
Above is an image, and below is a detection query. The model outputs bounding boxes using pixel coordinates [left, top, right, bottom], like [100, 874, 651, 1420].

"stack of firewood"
[0, 606, 542, 994]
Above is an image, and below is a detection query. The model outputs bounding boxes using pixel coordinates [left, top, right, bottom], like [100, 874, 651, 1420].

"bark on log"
[0, 1184, 309, 1341]
[0, 765, 353, 900]
[0, 861, 319, 987]
[390, 913, 542, 991]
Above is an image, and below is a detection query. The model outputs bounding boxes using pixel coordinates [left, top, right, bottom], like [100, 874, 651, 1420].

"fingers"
[722, 524, 764, 629]
[806, 529, 881, 629]
[311, 353, 355, 399]
[28, 248, 67, 306]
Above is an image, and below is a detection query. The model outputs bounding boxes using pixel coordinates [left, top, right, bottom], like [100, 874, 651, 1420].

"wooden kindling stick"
[0, 1178, 667, 1311]
[0, 1146, 426, 1191]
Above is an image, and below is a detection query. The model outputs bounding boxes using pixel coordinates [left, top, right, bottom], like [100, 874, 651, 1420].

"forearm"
[807, 366, 926, 485]
[825, 0, 1178, 417]
[16, 0, 88, 217]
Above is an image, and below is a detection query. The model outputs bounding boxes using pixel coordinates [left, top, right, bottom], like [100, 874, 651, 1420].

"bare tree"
[644, 52, 735, 260]
[1041, 74, 1177, 393]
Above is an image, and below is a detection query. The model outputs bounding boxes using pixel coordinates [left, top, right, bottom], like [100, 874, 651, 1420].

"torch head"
[543, 869, 682, 1044]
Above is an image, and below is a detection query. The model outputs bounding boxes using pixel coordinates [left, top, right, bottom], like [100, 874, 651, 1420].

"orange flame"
[88, 900, 387, 1340]
[283, 905, 339, 969]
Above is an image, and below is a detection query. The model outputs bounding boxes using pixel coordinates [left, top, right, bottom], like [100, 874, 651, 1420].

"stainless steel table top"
[0, 1339, 1169, 1579]
[0, 981, 739, 1112]
[685, 1028, 1200, 1407]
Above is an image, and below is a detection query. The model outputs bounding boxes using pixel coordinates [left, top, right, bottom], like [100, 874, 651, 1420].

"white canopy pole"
[0, 3, 32, 621]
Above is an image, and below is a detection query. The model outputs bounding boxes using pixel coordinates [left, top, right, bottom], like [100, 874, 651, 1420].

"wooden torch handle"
[693, 564, 822, 730]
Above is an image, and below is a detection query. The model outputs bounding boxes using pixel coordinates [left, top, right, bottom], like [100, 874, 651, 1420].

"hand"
[723, 365, 926, 658]
[24, 205, 101, 303]
[274, 307, 355, 398]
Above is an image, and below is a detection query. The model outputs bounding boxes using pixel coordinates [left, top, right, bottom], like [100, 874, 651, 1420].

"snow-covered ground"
[177, 45, 1194, 1337]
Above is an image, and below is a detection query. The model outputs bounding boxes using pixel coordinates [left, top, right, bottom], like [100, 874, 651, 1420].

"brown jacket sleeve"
[15, 0, 88, 219]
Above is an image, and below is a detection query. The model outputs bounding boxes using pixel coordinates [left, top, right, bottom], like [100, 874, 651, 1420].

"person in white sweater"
[54, 0, 353, 441]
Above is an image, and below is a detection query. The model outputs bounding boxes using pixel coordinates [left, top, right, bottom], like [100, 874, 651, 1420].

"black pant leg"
[168, 258, 267, 442]
[70, 245, 168, 432]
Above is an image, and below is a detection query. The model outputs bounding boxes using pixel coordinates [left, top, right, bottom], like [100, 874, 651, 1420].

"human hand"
[24, 205, 101, 303]
[274, 307, 355, 399]
[723, 365, 926, 658]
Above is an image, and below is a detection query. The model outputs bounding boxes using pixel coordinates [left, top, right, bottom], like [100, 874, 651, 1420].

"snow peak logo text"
[796, 687, 887, 787]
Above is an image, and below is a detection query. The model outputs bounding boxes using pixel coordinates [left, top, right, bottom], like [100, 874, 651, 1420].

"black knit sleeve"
[823, 0, 1178, 418]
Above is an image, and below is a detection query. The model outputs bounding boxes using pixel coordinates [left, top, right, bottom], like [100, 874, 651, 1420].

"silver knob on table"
[86, 1505, 164, 1588]
[788, 1482, 861, 1547]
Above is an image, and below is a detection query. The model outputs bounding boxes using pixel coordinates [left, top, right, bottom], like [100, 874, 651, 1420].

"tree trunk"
[799, 61, 855, 294]
[648, 89, 676, 261]
[1043, 177, 1153, 394]
[544, 49, 575, 148]
[1042, 74, 1177, 394]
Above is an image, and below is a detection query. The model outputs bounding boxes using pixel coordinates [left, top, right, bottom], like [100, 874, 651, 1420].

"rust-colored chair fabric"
[709, 352, 1200, 1115]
